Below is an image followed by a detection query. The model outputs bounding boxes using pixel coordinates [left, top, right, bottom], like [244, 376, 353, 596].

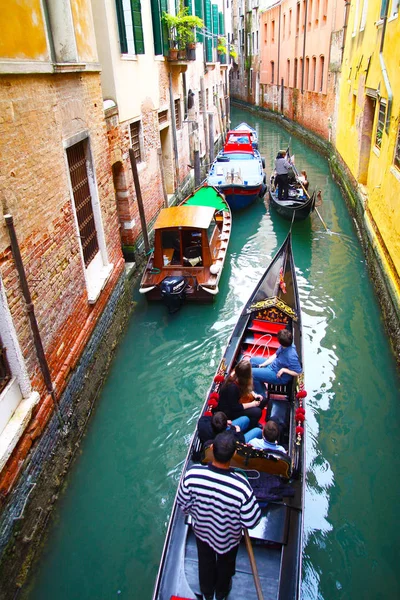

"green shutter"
[130, 0, 145, 54]
[115, 0, 128, 54]
[204, 0, 212, 61]
[195, 0, 204, 42]
[151, 0, 163, 55]
[212, 4, 218, 48]
[160, 0, 169, 55]
[219, 11, 224, 35]
[186, 0, 194, 15]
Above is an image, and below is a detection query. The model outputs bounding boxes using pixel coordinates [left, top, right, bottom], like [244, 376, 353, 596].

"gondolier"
[274, 150, 292, 200]
[176, 432, 261, 600]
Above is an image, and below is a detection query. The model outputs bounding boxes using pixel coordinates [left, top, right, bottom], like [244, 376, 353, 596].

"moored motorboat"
[139, 185, 231, 312]
[207, 129, 267, 211]
[152, 232, 306, 599]
[269, 151, 316, 221]
[233, 122, 258, 148]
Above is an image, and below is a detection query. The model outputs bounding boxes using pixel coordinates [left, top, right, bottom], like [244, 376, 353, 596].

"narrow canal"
[26, 106, 400, 600]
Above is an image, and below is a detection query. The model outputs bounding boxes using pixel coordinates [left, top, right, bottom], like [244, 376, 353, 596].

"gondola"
[269, 153, 316, 221]
[207, 129, 267, 211]
[139, 185, 231, 312]
[152, 232, 306, 600]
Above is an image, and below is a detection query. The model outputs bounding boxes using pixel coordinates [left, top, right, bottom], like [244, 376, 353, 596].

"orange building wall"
[0, 0, 49, 61]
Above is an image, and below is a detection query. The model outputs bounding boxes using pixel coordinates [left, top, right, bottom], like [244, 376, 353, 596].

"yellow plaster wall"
[71, 0, 98, 63]
[336, 0, 400, 276]
[0, 0, 49, 61]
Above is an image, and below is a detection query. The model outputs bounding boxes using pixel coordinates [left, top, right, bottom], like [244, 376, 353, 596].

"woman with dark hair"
[217, 359, 263, 428]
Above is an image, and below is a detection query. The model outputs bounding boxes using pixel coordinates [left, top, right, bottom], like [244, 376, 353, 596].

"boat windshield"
[224, 153, 254, 160]
[161, 229, 203, 266]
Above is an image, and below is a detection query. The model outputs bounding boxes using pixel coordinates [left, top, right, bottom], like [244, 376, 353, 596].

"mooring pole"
[129, 148, 150, 254]
[194, 149, 201, 187]
[157, 147, 169, 208]
[4, 214, 64, 427]
[208, 113, 215, 164]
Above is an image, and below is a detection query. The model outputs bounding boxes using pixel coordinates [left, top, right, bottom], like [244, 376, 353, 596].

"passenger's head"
[301, 170, 307, 178]
[212, 432, 237, 464]
[276, 150, 285, 159]
[234, 359, 253, 394]
[277, 329, 293, 347]
[263, 420, 280, 443]
[211, 412, 228, 434]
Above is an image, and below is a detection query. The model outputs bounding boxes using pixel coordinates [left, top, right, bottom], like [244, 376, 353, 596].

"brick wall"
[0, 72, 124, 497]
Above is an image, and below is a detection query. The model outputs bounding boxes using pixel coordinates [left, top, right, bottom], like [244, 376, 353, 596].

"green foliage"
[229, 45, 238, 60]
[162, 6, 204, 50]
[217, 36, 227, 55]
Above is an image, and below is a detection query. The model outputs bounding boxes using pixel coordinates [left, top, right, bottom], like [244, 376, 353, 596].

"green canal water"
[27, 106, 400, 600]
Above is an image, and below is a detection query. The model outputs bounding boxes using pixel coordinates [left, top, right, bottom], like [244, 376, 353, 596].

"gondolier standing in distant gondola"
[177, 432, 261, 600]
[274, 150, 292, 200]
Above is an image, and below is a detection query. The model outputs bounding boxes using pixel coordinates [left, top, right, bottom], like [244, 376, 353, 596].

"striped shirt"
[177, 464, 261, 554]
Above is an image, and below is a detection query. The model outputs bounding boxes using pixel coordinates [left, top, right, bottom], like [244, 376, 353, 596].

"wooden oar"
[244, 529, 264, 600]
[288, 158, 330, 233]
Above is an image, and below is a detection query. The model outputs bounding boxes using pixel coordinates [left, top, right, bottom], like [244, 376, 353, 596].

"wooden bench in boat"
[202, 444, 291, 478]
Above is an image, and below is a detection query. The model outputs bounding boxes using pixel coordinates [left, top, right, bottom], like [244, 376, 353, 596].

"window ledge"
[372, 145, 381, 157]
[0, 390, 39, 473]
[120, 54, 138, 62]
[390, 165, 400, 182]
[87, 262, 113, 304]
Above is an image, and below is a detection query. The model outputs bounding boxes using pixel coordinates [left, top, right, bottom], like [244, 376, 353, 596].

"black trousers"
[195, 536, 239, 599]
[275, 173, 289, 199]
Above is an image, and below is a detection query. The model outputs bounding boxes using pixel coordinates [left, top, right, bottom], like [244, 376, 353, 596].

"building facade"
[336, 0, 400, 313]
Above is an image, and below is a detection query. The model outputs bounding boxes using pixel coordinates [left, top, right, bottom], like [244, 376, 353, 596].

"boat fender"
[210, 263, 221, 275]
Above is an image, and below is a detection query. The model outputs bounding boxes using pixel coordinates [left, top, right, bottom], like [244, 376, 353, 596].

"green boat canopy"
[184, 186, 228, 212]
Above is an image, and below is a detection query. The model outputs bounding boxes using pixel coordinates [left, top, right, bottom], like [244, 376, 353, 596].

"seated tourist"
[250, 329, 302, 396]
[217, 360, 264, 428]
[249, 420, 286, 454]
[197, 411, 261, 445]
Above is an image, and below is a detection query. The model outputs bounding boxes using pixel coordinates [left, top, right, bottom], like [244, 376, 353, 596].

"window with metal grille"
[174, 99, 181, 129]
[199, 88, 204, 112]
[0, 335, 11, 395]
[375, 101, 386, 149]
[394, 126, 400, 170]
[66, 141, 99, 268]
[130, 121, 141, 162]
[159, 110, 168, 124]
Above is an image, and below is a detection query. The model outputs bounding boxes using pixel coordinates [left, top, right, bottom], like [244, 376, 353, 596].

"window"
[394, 125, 400, 169]
[271, 20, 275, 43]
[380, 0, 389, 18]
[322, 0, 328, 21]
[319, 55, 325, 91]
[289, 9, 292, 35]
[287, 60, 290, 86]
[375, 101, 386, 148]
[302, 0, 306, 30]
[271, 61, 275, 83]
[360, 0, 368, 29]
[130, 121, 142, 162]
[115, 0, 145, 55]
[315, 0, 320, 23]
[158, 109, 168, 124]
[283, 13, 286, 39]
[67, 142, 100, 268]
[249, 68, 253, 94]
[206, 88, 209, 110]
[390, 0, 399, 18]
[308, 0, 313, 29]
[264, 23, 267, 42]
[312, 56, 316, 90]
[296, 2, 300, 34]
[256, 30, 258, 52]
[65, 134, 112, 303]
[0, 336, 11, 396]
[351, 93, 357, 125]
[305, 56, 309, 90]
[174, 99, 181, 129]
[294, 57, 298, 87]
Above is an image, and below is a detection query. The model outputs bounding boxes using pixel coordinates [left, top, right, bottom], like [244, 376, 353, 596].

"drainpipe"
[379, 4, 392, 133]
[277, 4, 281, 92]
[168, 72, 180, 189]
[301, 0, 308, 93]
[4, 215, 64, 427]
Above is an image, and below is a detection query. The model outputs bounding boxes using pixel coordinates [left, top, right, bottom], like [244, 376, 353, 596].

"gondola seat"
[202, 444, 291, 478]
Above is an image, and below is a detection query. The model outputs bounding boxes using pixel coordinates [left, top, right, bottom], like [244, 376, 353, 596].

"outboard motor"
[160, 276, 188, 314]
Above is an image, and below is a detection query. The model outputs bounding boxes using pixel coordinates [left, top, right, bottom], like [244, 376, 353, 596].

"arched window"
[312, 56, 317, 90]
[319, 55, 325, 92]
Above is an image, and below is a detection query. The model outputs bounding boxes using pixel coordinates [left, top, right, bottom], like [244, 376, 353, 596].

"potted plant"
[176, 4, 203, 59]
[162, 12, 179, 59]
[217, 36, 227, 64]
[229, 44, 238, 62]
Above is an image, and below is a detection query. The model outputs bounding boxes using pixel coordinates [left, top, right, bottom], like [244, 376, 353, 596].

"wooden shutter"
[212, 4, 218, 48]
[115, 0, 128, 54]
[67, 142, 99, 268]
[151, 0, 163, 55]
[219, 11, 224, 34]
[131, 0, 145, 54]
[204, 0, 212, 61]
[161, 0, 169, 55]
[185, 0, 194, 15]
[195, 0, 204, 42]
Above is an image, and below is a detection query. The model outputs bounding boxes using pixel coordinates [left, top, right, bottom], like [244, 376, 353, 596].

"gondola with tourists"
[152, 232, 306, 599]
[139, 185, 231, 312]
[269, 150, 316, 221]
[207, 128, 267, 211]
